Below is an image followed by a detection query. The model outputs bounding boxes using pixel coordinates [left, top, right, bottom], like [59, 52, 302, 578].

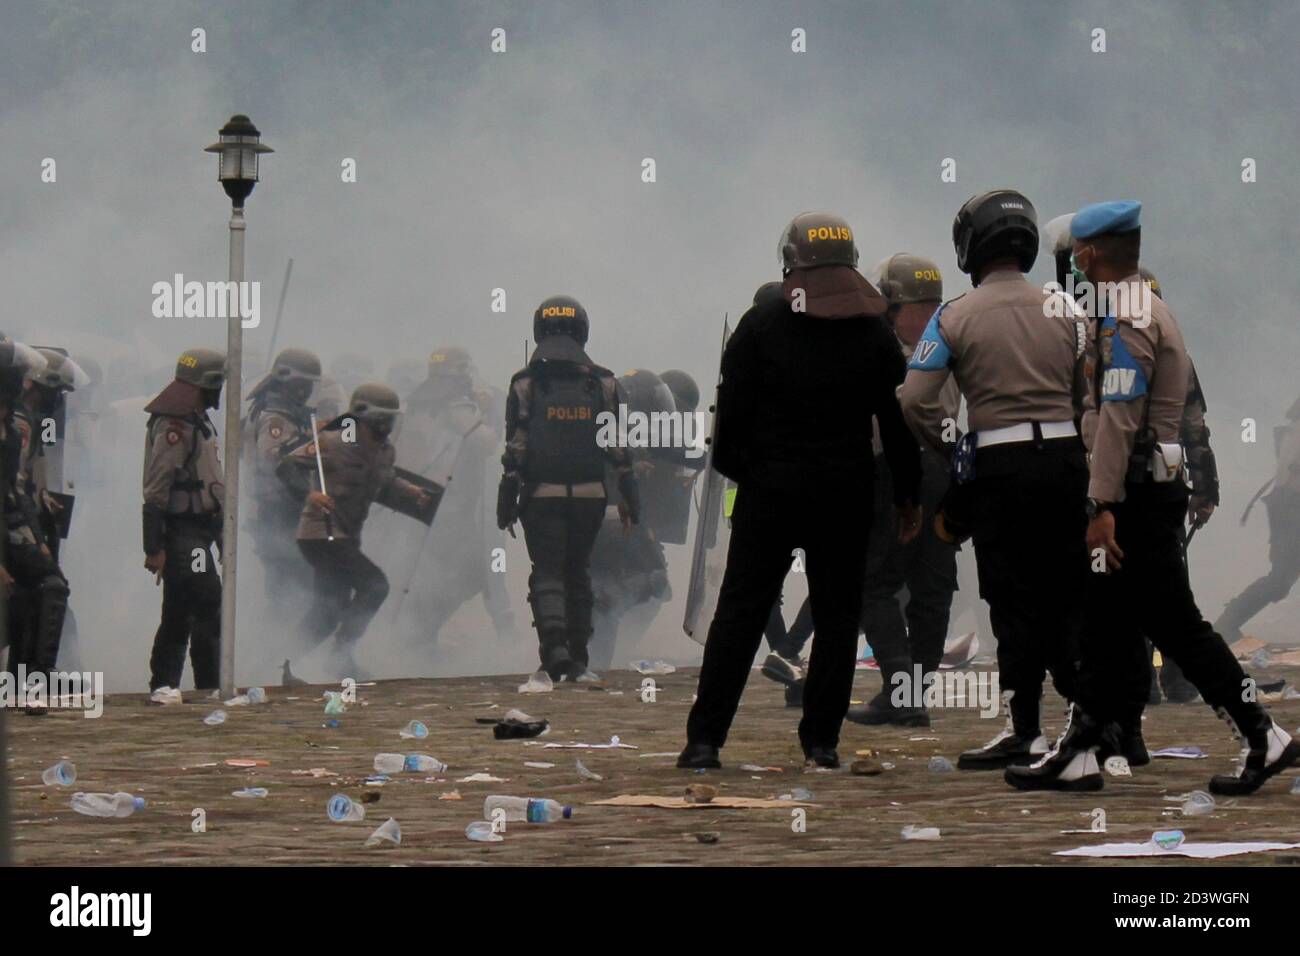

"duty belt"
[531, 481, 606, 499]
[975, 420, 1077, 448]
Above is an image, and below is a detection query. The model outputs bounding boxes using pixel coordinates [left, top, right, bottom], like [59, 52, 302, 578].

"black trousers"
[1078, 480, 1248, 720]
[861, 448, 958, 697]
[967, 437, 1088, 727]
[519, 495, 606, 671]
[766, 594, 814, 659]
[297, 538, 389, 646]
[686, 482, 872, 752]
[4, 540, 69, 679]
[149, 518, 221, 691]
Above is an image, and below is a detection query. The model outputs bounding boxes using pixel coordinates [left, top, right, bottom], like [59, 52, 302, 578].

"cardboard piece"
[1057, 841, 1300, 860]
[591, 794, 815, 810]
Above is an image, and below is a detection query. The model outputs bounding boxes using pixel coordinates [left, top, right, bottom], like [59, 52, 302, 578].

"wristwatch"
[1085, 497, 1112, 520]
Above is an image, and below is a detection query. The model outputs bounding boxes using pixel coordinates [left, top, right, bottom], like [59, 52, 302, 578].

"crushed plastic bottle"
[576, 759, 602, 781]
[327, 794, 366, 822]
[927, 756, 955, 773]
[71, 792, 145, 818]
[483, 795, 572, 823]
[1152, 829, 1185, 850]
[364, 817, 401, 846]
[373, 753, 447, 774]
[1181, 790, 1216, 816]
[232, 787, 269, 798]
[203, 709, 227, 726]
[901, 825, 941, 841]
[399, 720, 428, 739]
[517, 671, 554, 694]
[466, 821, 504, 842]
[323, 692, 346, 715]
[778, 787, 814, 801]
[246, 687, 267, 704]
[630, 660, 676, 675]
[42, 761, 76, 787]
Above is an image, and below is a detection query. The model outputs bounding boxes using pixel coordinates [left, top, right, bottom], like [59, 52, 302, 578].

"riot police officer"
[678, 213, 922, 770]
[278, 383, 433, 677]
[848, 254, 960, 727]
[245, 347, 321, 621]
[497, 295, 639, 682]
[1007, 200, 1298, 794]
[900, 190, 1089, 769]
[141, 349, 227, 700]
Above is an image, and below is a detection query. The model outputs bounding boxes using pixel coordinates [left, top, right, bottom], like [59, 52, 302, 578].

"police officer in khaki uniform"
[1008, 201, 1298, 794]
[900, 190, 1089, 770]
[497, 296, 640, 682]
[848, 254, 960, 727]
[245, 348, 321, 618]
[278, 383, 432, 675]
[141, 348, 226, 697]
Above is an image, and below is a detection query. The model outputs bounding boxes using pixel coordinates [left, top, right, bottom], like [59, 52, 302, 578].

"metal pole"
[219, 206, 246, 698]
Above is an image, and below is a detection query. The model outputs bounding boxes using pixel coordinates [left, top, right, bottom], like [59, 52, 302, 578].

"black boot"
[957, 690, 1047, 770]
[804, 745, 840, 769]
[676, 741, 721, 769]
[1004, 703, 1105, 792]
[1098, 713, 1150, 767]
[1208, 702, 1300, 796]
[784, 680, 804, 708]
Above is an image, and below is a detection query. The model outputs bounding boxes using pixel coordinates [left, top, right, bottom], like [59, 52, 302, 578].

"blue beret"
[1070, 200, 1141, 239]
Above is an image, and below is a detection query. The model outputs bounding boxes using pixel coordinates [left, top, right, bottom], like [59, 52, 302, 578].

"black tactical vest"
[524, 368, 605, 485]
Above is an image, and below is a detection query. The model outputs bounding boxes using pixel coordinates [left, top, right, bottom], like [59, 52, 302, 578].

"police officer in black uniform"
[678, 213, 922, 770]
[497, 296, 640, 682]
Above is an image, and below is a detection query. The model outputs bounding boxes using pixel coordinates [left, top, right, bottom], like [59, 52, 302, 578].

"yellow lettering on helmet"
[541, 306, 576, 318]
[806, 226, 852, 243]
[545, 406, 592, 421]
[180, 355, 198, 368]
[430, 353, 446, 363]
[913, 269, 942, 281]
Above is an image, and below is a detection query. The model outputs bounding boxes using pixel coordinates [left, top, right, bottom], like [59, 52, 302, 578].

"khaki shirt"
[142, 413, 225, 516]
[899, 269, 1084, 455]
[1080, 272, 1191, 502]
[283, 428, 419, 541]
[13, 407, 49, 507]
[250, 404, 309, 509]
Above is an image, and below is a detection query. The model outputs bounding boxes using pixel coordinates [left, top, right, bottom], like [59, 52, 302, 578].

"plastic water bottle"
[901, 825, 941, 841]
[927, 756, 955, 773]
[1152, 829, 1185, 850]
[204, 710, 227, 726]
[71, 792, 145, 818]
[246, 687, 267, 704]
[483, 795, 573, 823]
[373, 753, 447, 774]
[232, 787, 269, 798]
[327, 794, 366, 822]
[42, 761, 77, 787]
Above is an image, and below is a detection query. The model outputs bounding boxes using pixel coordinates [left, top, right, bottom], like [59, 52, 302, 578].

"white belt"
[976, 420, 1077, 448]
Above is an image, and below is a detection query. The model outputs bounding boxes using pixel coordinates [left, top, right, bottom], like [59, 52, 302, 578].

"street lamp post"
[204, 114, 272, 698]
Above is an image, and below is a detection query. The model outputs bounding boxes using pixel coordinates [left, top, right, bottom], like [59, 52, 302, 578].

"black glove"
[497, 474, 521, 530]
[617, 470, 641, 525]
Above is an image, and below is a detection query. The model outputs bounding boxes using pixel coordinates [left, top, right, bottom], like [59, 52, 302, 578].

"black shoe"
[804, 746, 840, 769]
[1209, 714, 1300, 796]
[784, 680, 804, 708]
[761, 653, 805, 687]
[1098, 721, 1150, 768]
[676, 742, 721, 769]
[957, 729, 1049, 770]
[845, 696, 931, 728]
[1004, 705, 1105, 792]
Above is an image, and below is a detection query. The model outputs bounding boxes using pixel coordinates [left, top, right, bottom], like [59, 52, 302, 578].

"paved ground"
[7, 665, 1300, 866]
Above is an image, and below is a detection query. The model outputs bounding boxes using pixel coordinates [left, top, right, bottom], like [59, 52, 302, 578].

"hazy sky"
[3, 1, 1298, 683]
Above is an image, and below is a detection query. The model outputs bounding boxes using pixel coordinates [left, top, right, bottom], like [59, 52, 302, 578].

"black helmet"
[952, 189, 1038, 278]
[175, 348, 227, 389]
[533, 295, 589, 345]
[659, 369, 700, 412]
[618, 369, 676, 415]
[347, 382, 402, 429]
[427, 346, 474, 379]
[779, 212, 858, 273]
